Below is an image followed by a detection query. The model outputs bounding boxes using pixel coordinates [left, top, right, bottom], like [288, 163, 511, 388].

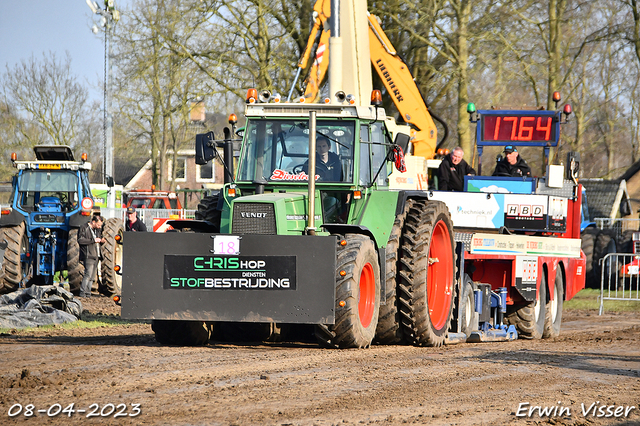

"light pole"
[87, 0, 120, 214]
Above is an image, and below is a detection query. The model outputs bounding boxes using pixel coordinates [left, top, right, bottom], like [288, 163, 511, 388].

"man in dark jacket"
[126, 207, 147, 232]
[77, 215, 105, 298]
[493, 145, 532, 177]
[438, 147, 476, 191]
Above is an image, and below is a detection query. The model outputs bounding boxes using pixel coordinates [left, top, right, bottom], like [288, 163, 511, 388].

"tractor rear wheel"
[375, 209, 407, 344]
[195, 193, 221, 231]
[66, 228, 83, 295]
[543, 267, 564, 338]
[315, 234, 380, 348]
[0, 223, 30, 294]
[100, 218, 124, 295]
[398, 200, 455, 347]
[152, 320, 210, 346]
[506, 273, 547, 339]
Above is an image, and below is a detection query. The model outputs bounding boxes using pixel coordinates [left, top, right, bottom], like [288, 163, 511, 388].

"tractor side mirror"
[195, 131, 216, 165]
[106, 176, 114, 187]
[394, 133, 410, 153]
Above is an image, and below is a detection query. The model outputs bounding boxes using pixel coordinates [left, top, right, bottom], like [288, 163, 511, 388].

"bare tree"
[1, 52, 91, 150]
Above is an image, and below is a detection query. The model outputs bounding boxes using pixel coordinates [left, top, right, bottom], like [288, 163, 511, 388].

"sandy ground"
[0, 297, 639, 426]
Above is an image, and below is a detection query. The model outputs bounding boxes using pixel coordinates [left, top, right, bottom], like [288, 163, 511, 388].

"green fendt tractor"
[121, 90, 456, 348]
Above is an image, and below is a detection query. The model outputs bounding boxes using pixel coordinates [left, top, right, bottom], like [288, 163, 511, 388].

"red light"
[113, 295, 121, 303]
[114, 265, 121, 272]
[564, 104, 572, 115]
[1, 208, 11, 215]
[114, 234, 122, 242]
[552, 91, 561, 102]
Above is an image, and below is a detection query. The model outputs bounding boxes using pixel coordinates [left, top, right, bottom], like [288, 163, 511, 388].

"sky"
[0, 0, 128, 101]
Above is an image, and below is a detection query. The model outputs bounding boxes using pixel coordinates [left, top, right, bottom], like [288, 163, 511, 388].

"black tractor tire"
[617, 229, 635, 254]
[505, 273, 547, 339]
[214, 322, 288, 343]
[66, 228, 83, 295]
[315, 234, 381, 349]
[0, 223, 30, 294]
[580, 227, 598, 281]
[375, 208, 408, 344]
[195, 193, 221, 231]
[100, 218, 124, 296]
[590, 229, 617, 289]
[397, 200, 456, 347]
[452, 274, 478, 337]
[152, 320, 210, 346]
[543, 267, 564, 338]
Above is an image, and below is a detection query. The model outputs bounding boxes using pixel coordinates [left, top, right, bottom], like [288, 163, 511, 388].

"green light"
[467, 103, 476, 114]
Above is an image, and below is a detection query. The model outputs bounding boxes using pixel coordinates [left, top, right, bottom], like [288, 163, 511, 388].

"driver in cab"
[303, 136, 342, 181]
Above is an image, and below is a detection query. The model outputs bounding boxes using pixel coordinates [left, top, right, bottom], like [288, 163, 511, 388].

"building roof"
[581, 178, 631, 219]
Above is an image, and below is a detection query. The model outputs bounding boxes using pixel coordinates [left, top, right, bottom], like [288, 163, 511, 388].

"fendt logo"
[506, 204, 544, 217]
[240, 212, 267, 218]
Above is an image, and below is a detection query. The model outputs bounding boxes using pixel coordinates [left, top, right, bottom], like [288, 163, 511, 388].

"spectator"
[437, 147, 476, 191]
[493, 145, 532, 177]
[126, 207, 147, 232]
[77, 215, 105, 298]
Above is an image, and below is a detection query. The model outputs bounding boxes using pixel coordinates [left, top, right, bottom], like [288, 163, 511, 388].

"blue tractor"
[0, 145, 123, 295]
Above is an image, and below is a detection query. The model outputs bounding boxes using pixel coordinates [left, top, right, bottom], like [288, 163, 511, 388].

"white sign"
[212, 235, 241, 255]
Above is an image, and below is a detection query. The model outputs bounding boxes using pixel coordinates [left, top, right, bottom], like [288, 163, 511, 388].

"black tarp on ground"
[0, 285, 82, 329]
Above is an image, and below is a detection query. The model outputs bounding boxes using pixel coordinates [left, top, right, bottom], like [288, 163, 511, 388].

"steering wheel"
[293, 164, 305, 174]
[493, 172, 512, 177]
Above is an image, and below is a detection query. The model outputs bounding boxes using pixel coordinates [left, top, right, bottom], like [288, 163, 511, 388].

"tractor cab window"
[17, 170, 79, 213]
[237, 119, 355, 184]
[359, 123, 389, 187]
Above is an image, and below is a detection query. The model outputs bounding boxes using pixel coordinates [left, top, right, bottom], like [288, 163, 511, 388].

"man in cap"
[125, 207, 147, 232]
[493, 145, 532, 177]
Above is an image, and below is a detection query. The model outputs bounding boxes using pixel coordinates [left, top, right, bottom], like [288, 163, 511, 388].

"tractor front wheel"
[152, 320, 210, 346]
[543, 267, 564, 338]
[316, 234, 380, 349]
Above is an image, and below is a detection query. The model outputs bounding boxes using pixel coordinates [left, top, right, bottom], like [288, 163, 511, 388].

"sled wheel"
[315, 234, 380, 349]
[543, 267, 564, 338]
[0, 222, 30, 293]
[152, 320, 210, 346]
[506, 273, 547, 339]
[452, 274, 478, 336]
[398, 200, 455, 347]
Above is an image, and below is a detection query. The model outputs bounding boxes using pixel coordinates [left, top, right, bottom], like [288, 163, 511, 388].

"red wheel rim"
[358, 262, 376, 328]
[427, 219, 453, 330]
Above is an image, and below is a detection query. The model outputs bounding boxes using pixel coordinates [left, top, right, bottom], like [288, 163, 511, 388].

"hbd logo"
[506, 204, 543, 217]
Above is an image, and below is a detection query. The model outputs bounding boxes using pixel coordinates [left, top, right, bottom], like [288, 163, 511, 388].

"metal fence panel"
[599, 253, 640, 315]
[99, 207, 197, 231]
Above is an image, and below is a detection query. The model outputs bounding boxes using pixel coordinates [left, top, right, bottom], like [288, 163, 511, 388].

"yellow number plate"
[38, 164, 61, 169]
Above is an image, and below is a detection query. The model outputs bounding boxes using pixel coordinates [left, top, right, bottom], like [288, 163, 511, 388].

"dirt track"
[0, 298, 639, 426]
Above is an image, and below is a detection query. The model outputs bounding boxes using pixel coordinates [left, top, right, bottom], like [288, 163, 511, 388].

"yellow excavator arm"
[367, 13, 438, 159]
[292, 4, 444, 159]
